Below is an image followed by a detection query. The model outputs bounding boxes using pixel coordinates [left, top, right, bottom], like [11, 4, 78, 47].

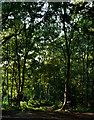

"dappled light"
[1, 1, 94, 120]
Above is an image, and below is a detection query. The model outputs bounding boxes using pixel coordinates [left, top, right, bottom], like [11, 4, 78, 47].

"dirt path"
[2, 111, 94, 120]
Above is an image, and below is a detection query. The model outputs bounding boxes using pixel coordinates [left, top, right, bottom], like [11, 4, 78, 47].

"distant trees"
[2, 2, 94, 110]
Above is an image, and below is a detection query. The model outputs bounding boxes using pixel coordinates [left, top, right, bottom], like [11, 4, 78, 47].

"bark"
[52, 38, 56, 103]
[15, 33, 21, 108]
[47, 84, 49, 101]
[92, 45, 94, 103]
[60, 39, 67, 109]
[53, 65, 56, 102]
[62, 5, 71, 110]
[14, 68, 18, 91]
[63, 53, 70, 110]
[7, 68, 9, 105]
[10, 77, 12, 106]
[2, 68, 6, 102]
[21, 23, 35, 103]
[92, 80, 94, 101]
[81, 50, 85, 103]
[7, 45, 10, 105]
[21, 51, 28, 93]
[39, 51, 41, 103]
[86, 48, 89, 106]
[11, 64, 14, 106]
[39, 81, 42, 103]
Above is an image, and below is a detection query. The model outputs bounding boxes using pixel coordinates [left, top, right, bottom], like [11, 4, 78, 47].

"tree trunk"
[52, 39, 56, 103]
[7, 44, 10, 105]
[15, 34, 21, 108]
[11, 64, 14, 106]
[7, 68, 10, 105]
[62, 4, 71, 110]
[39, 80, 41, 104]
[21, 50, 28, 94]
[91, 46, 94, 105]
[10, 77, 12, 106]
[92, 80, 94, 101]
[2, 68, 6, 103]
[63, 53, 70, 110]
[81, 50, 85, 103]
[86, 48, 89, 106]
[47, 84, 49, 101]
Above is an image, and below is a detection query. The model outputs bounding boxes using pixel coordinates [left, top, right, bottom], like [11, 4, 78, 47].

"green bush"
[20, 101, 27, 110]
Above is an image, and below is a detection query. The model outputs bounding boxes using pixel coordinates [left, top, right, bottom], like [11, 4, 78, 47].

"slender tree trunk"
[6, 44, 10, 105]
[39, 51, 41, 103]
[47, 84, 49, 101]
[52, 39, 56, 103]
[86, 48, 89, 106]
[15, 34, 21, 108]
[39, 81, 41, 103]
[11, 64, 14, 106]
[82, 50, 85, 103]
[63, 53, 70, 110]
[7, 68, 9, 105]
[21, 23, 34, 101]
[21, 51, 28, 93]
[61, 40, 67, 108]
[14, 68, 17, 99]
[53, 71, 56, 102]
[14, 67, 18, 92]
[10, 76, 12, 106]
[2, 68, 6, 103]
[91, 46, 94, 105]
[92, 80, 94, 102]
[62, 5, 71, 110]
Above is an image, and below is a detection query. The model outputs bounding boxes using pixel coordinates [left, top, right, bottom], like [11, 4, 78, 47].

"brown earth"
[1, 111, 94, 120]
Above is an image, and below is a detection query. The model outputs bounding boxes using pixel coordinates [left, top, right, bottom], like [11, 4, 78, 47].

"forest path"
[2, 111, 94, 120]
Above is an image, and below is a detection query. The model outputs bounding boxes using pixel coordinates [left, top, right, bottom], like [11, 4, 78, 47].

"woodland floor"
[1, 110, 94, 120]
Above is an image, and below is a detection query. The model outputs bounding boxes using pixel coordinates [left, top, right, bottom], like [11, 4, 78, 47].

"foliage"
[1, 2, 94, 112]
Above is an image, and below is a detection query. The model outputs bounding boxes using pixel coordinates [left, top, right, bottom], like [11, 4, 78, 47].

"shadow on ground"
[1, 110, 94, 120]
